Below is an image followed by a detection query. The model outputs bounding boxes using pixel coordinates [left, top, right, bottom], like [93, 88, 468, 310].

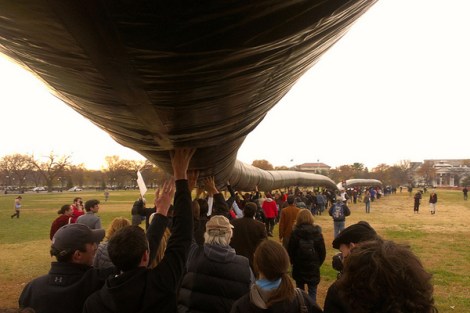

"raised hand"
[170, 148, 196, 180]
[203, 176, 218, 196]
[155, 178, 175, 216]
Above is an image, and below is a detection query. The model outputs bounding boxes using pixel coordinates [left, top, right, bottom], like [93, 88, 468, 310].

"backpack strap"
[295, 288, 308, 313]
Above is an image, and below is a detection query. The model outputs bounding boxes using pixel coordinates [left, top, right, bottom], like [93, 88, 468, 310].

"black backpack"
[298, 237, 316, 260]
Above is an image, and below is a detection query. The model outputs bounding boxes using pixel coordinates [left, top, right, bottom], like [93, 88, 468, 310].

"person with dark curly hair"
[324, 239, 438, 313]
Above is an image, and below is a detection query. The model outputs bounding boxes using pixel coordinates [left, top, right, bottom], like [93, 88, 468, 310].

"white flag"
[137, 171, 147, 198]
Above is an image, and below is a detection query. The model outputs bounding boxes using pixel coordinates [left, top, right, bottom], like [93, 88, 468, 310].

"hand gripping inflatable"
[0, 0, 377, 190]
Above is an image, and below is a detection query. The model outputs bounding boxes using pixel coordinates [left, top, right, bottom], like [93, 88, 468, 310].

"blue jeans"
[365, 202, 370, 213]
[296, 280, 318, 304]
[334, 221, 345, 238]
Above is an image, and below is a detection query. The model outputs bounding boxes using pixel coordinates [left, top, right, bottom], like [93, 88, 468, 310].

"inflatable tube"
[0, 1, 377, 189]
[231, 161, 337, 191]
[343, 179, 383, 188]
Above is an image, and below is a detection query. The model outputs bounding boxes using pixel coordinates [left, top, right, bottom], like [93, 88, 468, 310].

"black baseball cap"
[51, 224, 105, 255]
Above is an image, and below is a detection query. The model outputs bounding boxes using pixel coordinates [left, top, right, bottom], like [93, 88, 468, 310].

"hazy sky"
[1, 0, 469, 170]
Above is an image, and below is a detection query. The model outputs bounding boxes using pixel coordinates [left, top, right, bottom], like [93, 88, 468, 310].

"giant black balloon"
[0, 0, 377, 190]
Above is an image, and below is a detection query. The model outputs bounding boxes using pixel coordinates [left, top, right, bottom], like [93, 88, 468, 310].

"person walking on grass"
[463, 186, 468, 200]
[429, 190, 438, 215]
[363, 190, 371, 214]
[328, 196, 351, 238]
[11, 196, 22, 219]
[414, 190, 422, 214]
[287, 209, 326, 304]
[279, 195, 301, 249]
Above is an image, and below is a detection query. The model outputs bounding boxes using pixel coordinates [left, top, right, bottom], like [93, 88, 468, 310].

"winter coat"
[287, 224, 326, 284]
[230, 217, 267, 271]
[261, 198, 278, 219]
[178, 243, 254, 313]
[19, 262, 116, 313]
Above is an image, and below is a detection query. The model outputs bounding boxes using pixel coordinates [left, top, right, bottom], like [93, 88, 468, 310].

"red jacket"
[262, 198, 278, 219]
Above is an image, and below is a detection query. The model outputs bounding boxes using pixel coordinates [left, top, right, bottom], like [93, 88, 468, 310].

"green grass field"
[1, 189, 469, 312]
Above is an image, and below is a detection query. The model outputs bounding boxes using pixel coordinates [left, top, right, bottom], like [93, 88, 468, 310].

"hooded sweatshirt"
[83, 179, 193, 313]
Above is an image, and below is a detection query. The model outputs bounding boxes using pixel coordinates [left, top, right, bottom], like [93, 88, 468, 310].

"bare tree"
[416, 161, 437, 186]
[29, 152, 72, 192]
[0, 154, 34, 188]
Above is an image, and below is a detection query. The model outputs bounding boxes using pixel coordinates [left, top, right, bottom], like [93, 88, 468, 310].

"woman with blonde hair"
[287, 209, 326, 304]
[93, 217, 131, 269]
[231, 240, 322, 313]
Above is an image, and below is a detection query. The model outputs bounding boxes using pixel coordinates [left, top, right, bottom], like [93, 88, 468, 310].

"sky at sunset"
[1, 0, 469, 170]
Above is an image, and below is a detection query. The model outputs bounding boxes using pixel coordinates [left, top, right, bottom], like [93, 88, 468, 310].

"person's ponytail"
[266, 272, 295, 306]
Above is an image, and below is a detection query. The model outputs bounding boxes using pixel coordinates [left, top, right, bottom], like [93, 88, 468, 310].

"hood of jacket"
[204, 243, 237, 263]
[294, 224, 322, 239]
[97, 267, 148, 312]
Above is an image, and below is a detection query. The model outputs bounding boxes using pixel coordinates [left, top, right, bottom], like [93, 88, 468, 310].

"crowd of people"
[17, 149, 439, 313]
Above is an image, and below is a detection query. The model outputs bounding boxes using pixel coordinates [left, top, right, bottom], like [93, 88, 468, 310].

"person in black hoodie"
[83, 148, 195, 313]
[287, 209, 326, 304]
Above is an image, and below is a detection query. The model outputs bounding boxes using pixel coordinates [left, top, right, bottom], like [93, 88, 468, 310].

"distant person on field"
[19, 223, 109, 313]
[70, 197, 84, 223]
[50, 204, 73, 239]
[93, 217, 131, 269]
[325, 240, 438, 313]
[279, 195, 301, 249]
[287, 209, 326, 304]
[463, 186, 468, 200]
[363, 190, 371, 214]
[413, 190, 422, 213]
[77, 199, 102, 230]
[328, 196, 351, 238]
[230, 240, 322, 313]
[11, 196, 22, 219]
[83, 148, 195, 313]
[429, 190, 438, 215]
[104, 189, 109, 202]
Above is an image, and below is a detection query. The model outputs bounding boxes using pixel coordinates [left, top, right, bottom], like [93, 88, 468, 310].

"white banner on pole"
[137, 171, 147, 198]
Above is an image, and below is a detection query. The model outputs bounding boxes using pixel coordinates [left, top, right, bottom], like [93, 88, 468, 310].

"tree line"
[0, 153, 167, 192]
[251, 159, 452, 188]
[2, 153, 465, 192]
